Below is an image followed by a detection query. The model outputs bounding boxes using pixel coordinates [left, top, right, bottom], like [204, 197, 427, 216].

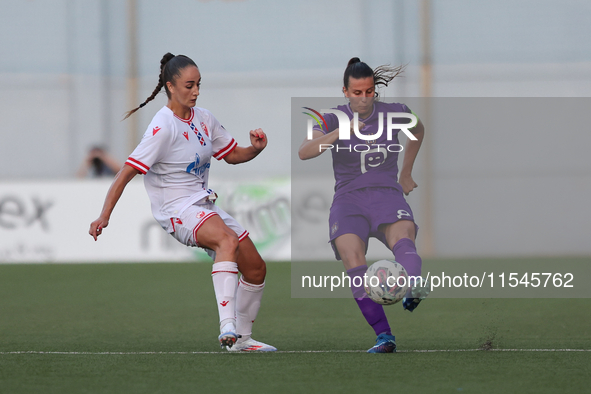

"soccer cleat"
[367, 333, 397, 353]
[218, 331, 240, 349]
[403, 277, 430, 312]
[227, 337, 277, 352]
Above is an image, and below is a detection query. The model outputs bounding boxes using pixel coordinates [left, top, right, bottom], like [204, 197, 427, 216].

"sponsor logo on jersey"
[200, 122, 209, 137]
[360, 148, 388, 174]
[186, 153, 211, 176]
[196, 211, 206, 219]
[152, 126, 161, 135]
[183, 131, 189, 141]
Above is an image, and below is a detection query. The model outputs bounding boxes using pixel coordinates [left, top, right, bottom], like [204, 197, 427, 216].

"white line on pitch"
[1, 349, 590, 355]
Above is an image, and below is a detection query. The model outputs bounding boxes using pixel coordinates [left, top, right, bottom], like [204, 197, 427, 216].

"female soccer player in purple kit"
[299, 58, 429, 353]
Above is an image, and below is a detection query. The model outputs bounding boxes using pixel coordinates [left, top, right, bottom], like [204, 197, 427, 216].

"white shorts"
[170, 201, 249, 257]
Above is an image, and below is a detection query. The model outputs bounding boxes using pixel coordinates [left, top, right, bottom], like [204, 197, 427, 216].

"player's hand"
[399, 173, 418, 196]
[349, 119, 365, 136]
[89, 217, 109, 241]
[250, 128, 267, 152]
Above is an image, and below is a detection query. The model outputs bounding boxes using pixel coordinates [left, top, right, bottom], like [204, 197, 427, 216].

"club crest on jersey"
[152, 126, 161, 135]
[200, 122, 209, 137]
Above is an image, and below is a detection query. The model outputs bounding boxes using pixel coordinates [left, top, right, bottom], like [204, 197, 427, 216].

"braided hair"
[123, 53, 197, 119]
[343, 57, 405, 97]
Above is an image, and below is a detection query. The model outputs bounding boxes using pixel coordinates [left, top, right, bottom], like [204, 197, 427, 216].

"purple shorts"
[328, 187, 418, 260]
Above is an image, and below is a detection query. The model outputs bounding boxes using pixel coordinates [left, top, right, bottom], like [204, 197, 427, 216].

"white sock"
[211, 261, 238, 333]
[235, 277, 265, 341]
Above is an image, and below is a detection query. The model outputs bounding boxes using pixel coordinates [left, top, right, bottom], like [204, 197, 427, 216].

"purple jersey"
[315, 101, 414, 199]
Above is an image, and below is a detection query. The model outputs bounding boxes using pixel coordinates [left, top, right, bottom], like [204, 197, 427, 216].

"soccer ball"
[364, 260, 409, 305]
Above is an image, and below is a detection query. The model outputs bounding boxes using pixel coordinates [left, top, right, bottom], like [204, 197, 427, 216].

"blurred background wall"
[0, 0, 590, 261]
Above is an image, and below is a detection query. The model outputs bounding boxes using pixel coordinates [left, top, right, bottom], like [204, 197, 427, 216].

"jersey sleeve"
[202, 110, 237, 161]
[125, 117, 174, 174]
[312, 112, 339, 135]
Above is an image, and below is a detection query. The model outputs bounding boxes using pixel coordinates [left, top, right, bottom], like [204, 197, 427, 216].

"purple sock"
[347, 265, 391, 336]
[392, 238, 422, 278]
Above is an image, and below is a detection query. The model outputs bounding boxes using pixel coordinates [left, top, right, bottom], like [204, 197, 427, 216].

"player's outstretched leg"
[392, 237, 430, 312]
[212, 261, 239, 348]
[230, 237, 276, 352]
[347, 265, 396, 353]
[402, 277, 431, 312]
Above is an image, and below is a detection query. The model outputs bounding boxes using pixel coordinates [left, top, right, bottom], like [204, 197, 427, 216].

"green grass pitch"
[1, 260, 590, 393]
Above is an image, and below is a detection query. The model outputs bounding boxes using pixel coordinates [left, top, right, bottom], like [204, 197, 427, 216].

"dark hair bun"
[160, 53, 175, 70]
[347, 57, 361, 67]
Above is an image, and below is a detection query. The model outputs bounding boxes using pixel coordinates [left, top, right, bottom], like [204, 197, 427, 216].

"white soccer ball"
[364, 260, 409, 305]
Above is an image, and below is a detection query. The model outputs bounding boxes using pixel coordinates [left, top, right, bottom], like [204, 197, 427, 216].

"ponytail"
[123, 52, 197, 120]
[343, 57, 405, 96]
[373, 64, 405, 88]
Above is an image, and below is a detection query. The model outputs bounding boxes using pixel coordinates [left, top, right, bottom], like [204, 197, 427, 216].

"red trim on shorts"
[192, 212, 219, 246]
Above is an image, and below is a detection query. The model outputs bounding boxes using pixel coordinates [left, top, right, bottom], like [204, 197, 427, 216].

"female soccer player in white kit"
[89, 53, 276, 352]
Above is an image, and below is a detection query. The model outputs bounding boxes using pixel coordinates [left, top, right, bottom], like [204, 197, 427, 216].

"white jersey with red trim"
[125, 106, 237, 233]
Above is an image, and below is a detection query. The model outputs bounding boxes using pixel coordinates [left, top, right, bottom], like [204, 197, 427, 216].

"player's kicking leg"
[382, 220, 430, 312]
[402, 275, 431, 312]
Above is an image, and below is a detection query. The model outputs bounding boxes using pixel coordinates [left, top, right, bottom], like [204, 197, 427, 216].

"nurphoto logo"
[302, 107, 418, 154]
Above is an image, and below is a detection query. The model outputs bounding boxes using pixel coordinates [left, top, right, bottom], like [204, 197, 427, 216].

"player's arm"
[399, 119, 425, 195]
[89, 165, 141, 240]
[298, 119, 364, 160]
[224, 128, 267, 164]
[298, 129, 339, 160]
